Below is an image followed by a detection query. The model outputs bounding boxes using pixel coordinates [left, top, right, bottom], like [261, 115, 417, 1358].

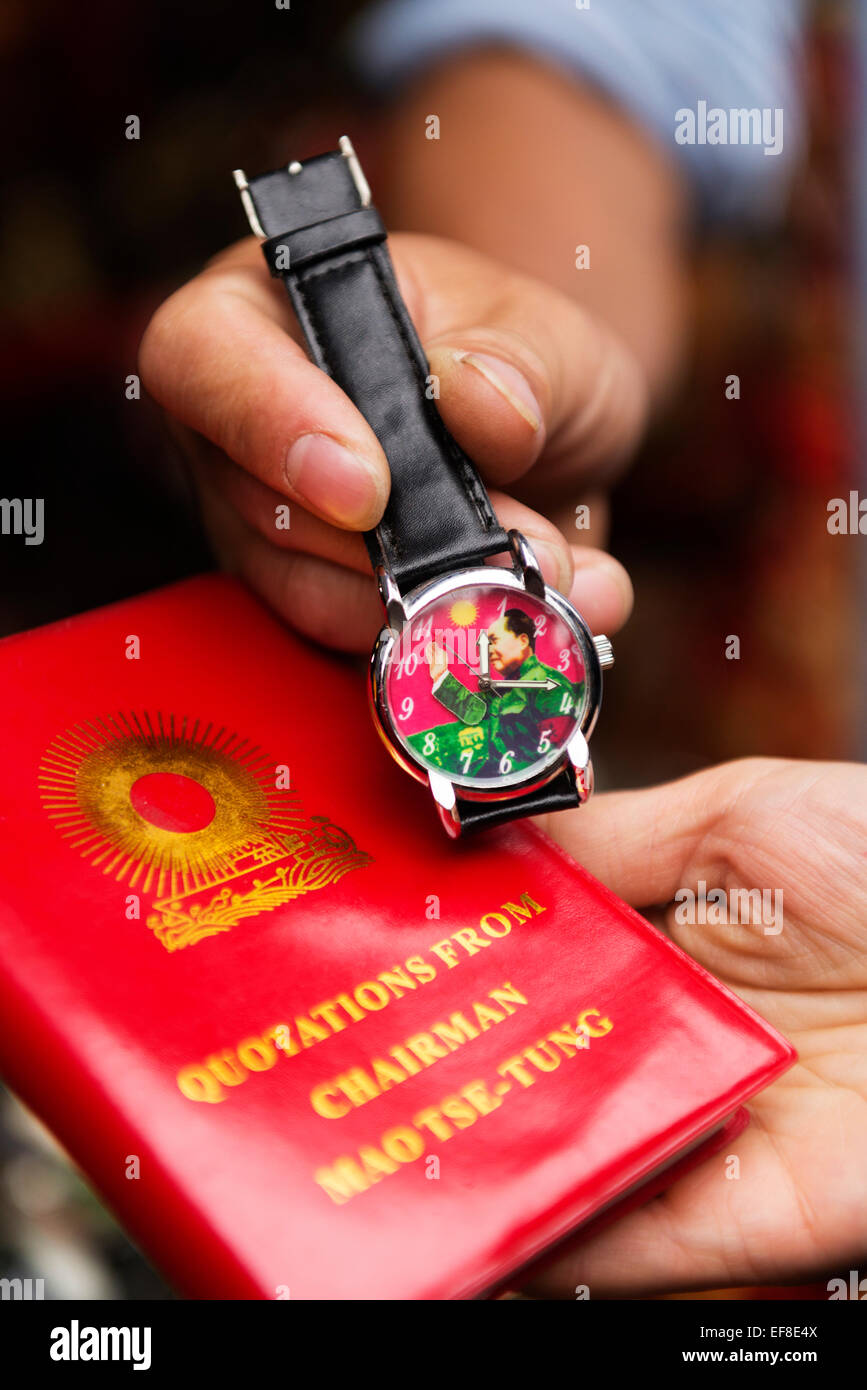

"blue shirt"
[347, 0, 806, 225]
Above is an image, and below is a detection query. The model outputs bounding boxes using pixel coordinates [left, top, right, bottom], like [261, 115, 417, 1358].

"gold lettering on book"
[309, 982, 528, 1117]
[175, 890, 546, 1102]
[314, 1013, 614, 1205]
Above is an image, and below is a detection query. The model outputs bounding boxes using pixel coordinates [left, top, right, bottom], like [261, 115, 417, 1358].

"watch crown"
[593, 635, 615, 670]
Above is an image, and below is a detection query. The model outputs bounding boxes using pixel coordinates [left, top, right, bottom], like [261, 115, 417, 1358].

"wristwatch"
[233, 137, 614, 837]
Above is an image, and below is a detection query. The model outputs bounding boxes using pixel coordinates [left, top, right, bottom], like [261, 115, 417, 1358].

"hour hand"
[478, 631, 490, 678]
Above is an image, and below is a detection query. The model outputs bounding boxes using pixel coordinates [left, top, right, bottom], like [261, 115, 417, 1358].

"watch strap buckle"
[232, 168, 266, 239]
[338, 134, 371, 208]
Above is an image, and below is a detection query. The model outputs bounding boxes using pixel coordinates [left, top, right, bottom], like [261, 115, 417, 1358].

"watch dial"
[383, 583, 587, 788]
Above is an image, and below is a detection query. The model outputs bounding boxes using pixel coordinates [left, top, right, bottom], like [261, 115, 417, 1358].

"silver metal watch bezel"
[369, 534, 605, 803]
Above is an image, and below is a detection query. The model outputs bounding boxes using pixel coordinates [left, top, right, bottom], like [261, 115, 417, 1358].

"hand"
[530, 758, 867, 1297]
[426, 643, 449, 683]
[138, 234, 641, 653]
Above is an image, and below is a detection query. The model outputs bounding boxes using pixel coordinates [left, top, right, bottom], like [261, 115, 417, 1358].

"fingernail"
[527, 537, 572, 595]
[454, 352, 543, 432]
[285, 433, 385, 527]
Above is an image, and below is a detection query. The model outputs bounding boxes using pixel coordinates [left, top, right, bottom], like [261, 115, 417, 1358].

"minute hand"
[487, 677, 560, 690]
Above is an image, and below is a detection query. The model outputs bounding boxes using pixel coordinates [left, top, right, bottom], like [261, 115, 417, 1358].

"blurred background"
[0, 0, 860, 1298]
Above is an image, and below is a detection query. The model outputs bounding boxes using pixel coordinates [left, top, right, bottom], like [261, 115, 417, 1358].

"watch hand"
[478, 631, 490, 678]
[487, 677, 560, 690]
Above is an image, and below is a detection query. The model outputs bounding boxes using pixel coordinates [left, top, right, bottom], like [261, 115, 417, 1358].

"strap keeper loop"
[262, 208, 385, 276]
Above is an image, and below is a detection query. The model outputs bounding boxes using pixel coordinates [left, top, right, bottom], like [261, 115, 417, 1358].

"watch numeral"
[559, 692, 573, 714]
[459, 748, 474, 775]
[499, 749, 515, 774]
[534, 615, 548, 638]
[537, 729, 553, 754]
[557, 648, 571, 673]
[394, 653, 418, 679]
[412, 615, 433, 641]
[398, 696, 414, 721]
[422, 731, 436, 755]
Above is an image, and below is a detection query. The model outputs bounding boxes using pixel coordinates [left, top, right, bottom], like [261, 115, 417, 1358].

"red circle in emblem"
[129, 772, 216, 832]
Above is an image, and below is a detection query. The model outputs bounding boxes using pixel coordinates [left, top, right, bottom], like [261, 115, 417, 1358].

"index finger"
[138, 240, 392, 530]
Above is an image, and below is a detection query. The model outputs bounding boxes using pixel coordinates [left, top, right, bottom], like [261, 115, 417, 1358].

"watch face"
[379, 581, 590, 790]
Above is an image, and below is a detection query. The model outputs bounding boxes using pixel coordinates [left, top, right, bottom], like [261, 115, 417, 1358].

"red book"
[0, 575, 795, 1299]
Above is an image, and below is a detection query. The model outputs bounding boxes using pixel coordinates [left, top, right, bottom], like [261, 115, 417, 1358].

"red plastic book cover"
[0, 574, 796, 1299]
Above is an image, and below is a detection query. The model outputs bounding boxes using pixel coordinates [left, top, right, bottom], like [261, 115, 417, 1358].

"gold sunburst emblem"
[449, 599, 478, 627]
[38, 712, 370, 952]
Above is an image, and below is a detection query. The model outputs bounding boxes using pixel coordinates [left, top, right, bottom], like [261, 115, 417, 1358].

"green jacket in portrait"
[430, 655, 583, 774]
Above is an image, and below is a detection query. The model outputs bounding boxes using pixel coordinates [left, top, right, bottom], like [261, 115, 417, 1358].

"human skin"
[371, 47, 689, 542]
[139, 231, 638, 651]
[532, 759, 867, 1297]
[139, 50, 688, 650]
[487, 617, 528, 675]
[372, 49, 688, 411]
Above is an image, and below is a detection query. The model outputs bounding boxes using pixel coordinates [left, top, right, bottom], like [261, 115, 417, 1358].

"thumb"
[387, 235, 646, 493]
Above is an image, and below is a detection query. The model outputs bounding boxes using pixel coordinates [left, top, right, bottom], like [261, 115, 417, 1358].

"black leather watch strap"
[452, 767, 580, 835]
[239, 149, 510, 594]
